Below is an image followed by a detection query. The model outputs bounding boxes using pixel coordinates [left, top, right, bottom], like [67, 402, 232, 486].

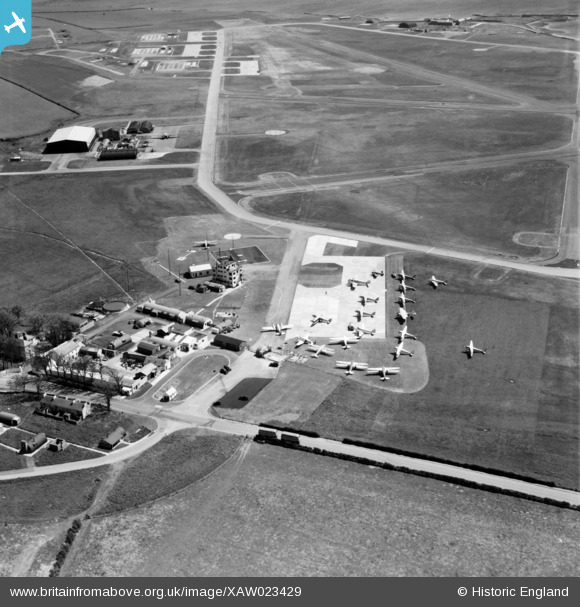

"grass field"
[0, 80, 75, 139]
[35, 445, 104, 467]
[65, 442, 580, 576]
[297, 25, 578, 103]
[219, 99, 570, 182]
[249, 161, 568, 258]
[0, 447, 26, 472]
[95, 430, 241, 516]
[0, 169, 216, 311]
[220, 363, 341, 424]
[167, 354, 230, 401]
[272, 255, 579, 488]
[0, 466, 110, 523]
[215, 377, 273, 409]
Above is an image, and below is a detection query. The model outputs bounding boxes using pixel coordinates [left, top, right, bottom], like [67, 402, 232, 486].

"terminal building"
[212, 255, 243, 288]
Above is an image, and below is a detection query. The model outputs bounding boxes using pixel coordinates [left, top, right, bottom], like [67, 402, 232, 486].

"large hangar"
[43, 126, 97, 154]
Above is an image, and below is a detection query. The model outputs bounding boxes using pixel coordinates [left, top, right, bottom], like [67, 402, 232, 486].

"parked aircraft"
[392, 269, 416, 281]
[355, 326, 376, 337]
[307, 344, 335, 358]
[371, 270, 384, 278]
[191, 234, 217, 249]
[354, 310, 375, 322]
[311, 314, 332, 326]
[429, 275, 447, 288]
[336, 361, 369, 375]
[393, 342, 413, 359]
[4, 13, 26, 34]
[359, 295, 366, 307]
[295, 334, 315, 348]
[396, 307, 416, 322]
[261, 322, 293, 336]
[347, 278, 370, 289]
[366, 367, 400, 381]
[397, 294, 416, 305]
[328, 335, 361, 349]
[398, 326, 417, 342]
[398, 280, 416, 293]
[464, 340, 486, 358]
[366, 296, 379, 304]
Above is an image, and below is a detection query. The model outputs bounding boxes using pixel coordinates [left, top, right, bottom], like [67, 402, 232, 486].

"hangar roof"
[47, 125, 96, 145]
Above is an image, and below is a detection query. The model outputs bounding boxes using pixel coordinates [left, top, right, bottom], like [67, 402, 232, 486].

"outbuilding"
[21, 432, 47, 454]
[213, 334, 247, 351]
[139, 120, 154, 133]
[185, 312, 212, 329]
[187, 263, 212, 279]
[399, 21, 417, 28]
[99, 148, 138, 161]
[108, 335, 132, 350]
[44, 126, 98, 154]
[0, 411, 21, 427]
[99, 426, 127, 450]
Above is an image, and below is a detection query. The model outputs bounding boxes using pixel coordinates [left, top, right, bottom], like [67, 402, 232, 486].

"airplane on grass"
[397, 294, 416, 305]
[5, 13, 26, 34]
[311, 314, 332, 326]
[429, 275, 448, 288]
[392, 269, 415, 282]
[393, 342, 413, 360]
[261, 322, 293, 336]
[295, 334, 315, 348]
[307, 344, 335, 358]
[191, 234, 217, 249]
[336, 361, 368, 375]
[366, 366, 400, 381]
[464, 340, 486, 358]
[396, 308, 416, 322]
[398, 280, 416, 293]
[371, 270, 384, 279]
[398, 326, 417, 342]
[328, 335, 361, 349]
[354, 310, 375, 322]
[355, 326, 376, 337]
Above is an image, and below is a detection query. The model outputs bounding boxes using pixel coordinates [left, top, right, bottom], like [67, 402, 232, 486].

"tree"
[0, 308, 18, 337]
[10, 305, 24, 321]
[8, 370, 29, 393]
[44, 315, 75, 347]
[28, 314, 46, 336]
[98, 368, 124, 411]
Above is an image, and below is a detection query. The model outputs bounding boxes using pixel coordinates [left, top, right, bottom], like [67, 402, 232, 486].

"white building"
[212, 255, 243, 288]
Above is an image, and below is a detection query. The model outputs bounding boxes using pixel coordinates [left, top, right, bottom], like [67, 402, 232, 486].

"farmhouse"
[44, 126, 97, 154]
[38, 395, 92, 421]
[213, 334, 247, 351]
[50, 339, 82, 361]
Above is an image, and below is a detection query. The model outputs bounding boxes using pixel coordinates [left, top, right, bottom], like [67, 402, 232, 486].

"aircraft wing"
[335, 362, 350, 367]
[354, 363, 368, 369]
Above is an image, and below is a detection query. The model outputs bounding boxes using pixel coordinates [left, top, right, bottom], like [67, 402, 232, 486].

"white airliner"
[398, 280, 416, 293]
[366, 366, 400, 381]
[393, 342, 413, 359]
[295, 334, 315, 348]
[4, 12, 26, 34]
[310, 314, 332, 326]
[464, 340, 486, 358]
[355, 325, 376, 337]
[328, 335, 361, 349]
[354, 310, 375, 322]
[307, 344, 335, 358]
[336, 361, 368, 375]
[397, 294, 416, 305]
[398, 326, 417, 342]
[429, 275, 448, 288]
[396, 307, 416, 322]
[371, 270, 384, 278]
[366, 296, 379, 304]
[392, 269, 416, 281]
[261, 322, 293, 336]
[191, 235, 217, 249]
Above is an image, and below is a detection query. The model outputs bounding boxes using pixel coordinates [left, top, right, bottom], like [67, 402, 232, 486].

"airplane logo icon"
[4, 12, 26, 34]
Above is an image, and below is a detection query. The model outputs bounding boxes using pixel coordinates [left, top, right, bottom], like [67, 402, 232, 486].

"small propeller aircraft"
[355, 325, 376, 337]
[371, 269, 384, 278]
[295, 334, 315, 348]
[335, 361, 369, 375]
[464, 340, 486, 358]
[398, 280, 416, 293]
[393, 342, 413, 360]
[366, 296, 379, 304]
[365, 366, 400, 381]
[396, 307, 416, 322]
[347, 278, 370, 289]
[398, 326, 417, 342]
[354, 310, 375, 322]
[328, 335, 361, 350]
[429, 275, 448, 288]
[191, 234, 217, 249]
[392, 269, 416, 282]
[310, 314, 332, 326]
[307, 344, 335, 358]
[397, 294, 416, 305]
[261, 322, 293, 336]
